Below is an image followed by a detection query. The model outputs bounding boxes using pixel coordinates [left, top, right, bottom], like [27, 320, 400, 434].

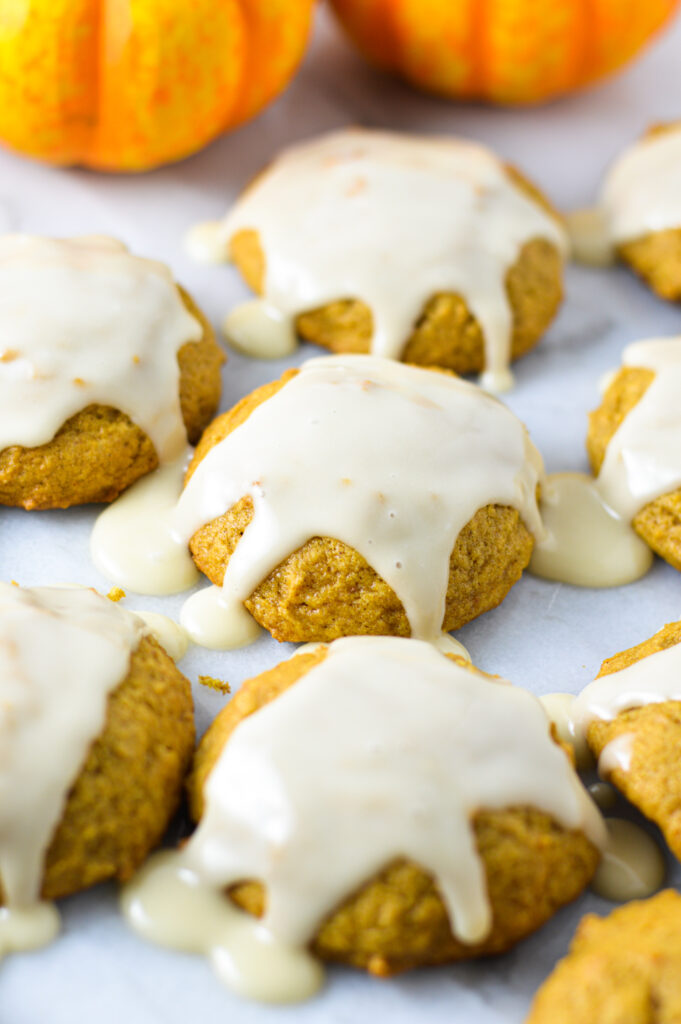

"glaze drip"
[529, 472, 653, 587]
[91, 449, 200, 595]
[591, 818, 665, 902]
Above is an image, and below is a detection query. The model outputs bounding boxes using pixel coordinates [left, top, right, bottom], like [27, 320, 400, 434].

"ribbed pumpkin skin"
[0, 0, 314, 171]
[329, 0, 680, 104]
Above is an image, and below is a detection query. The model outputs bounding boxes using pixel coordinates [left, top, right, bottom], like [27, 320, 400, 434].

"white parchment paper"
[2, 8, 681, 1022]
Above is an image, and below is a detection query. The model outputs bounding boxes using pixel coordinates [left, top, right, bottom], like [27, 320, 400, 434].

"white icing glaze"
[132, 611, 190, 661]
[185, 221, 231, 264]
[0, 584, 146, 955]
[538, 692, 595, 771]
[529, 472, 653, 587]
[572, 639, 681, 735]
[602, 126, 681, 243]
[289, 642, 325, 659]
[180, 585, 263, 651]
[122, 852, 323, 1004]
[598, 734, 634, 778]
[0, 903, 60, 958]
[194, 128, 566, 389]
[172, 355, 544, 644]
[591, 818, 666, 902]
[0, 234, 201, 463]
[431, 633, 472, 661]
[223, 300, 297, 360]
[123, 635, 605, 999]
[597, 338, 681, 522]
[566, 207, 616, 267]
[91, 450, 200, 595]
[293, 633, 471, 662]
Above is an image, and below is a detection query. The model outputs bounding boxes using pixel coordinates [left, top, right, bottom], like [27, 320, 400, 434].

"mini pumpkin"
[329, 0, 680, 105]
[0, 0, 314, 171]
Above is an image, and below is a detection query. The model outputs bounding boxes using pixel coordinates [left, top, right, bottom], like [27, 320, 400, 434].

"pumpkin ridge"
[576, 0, 597, 87]
[329, 0, 681, 105]
[465, 0, 486, 96]
[217, 0, 250, 130]
[0, 0, 314, 171]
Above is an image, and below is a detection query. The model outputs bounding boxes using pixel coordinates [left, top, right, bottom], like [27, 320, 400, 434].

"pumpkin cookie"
[174, 355, 544, 644]
[587, 336, 681, 571]
[526, 890, 681, 1023]
[190, 128, 566, 391]
[572, 619, 681, 862]
[602, 121, 681, 300]
[0, 234, 224, 510]
[0, 583, 195, 954]
[124, 637, 602, 996]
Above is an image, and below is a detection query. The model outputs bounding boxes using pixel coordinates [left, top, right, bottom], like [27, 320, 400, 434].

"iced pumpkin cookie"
[526, 890, 681, 1023]
[600, 121, 681, 299]
[123, 637, 603, 1000]
[572, 618, 681, 863]
[0, 583, 195, 956]
[190, 128, 567, 391]
[173, 355, 545, 647]
[0, 234, 224, 510]
[525, 335, 681, 589]
[587, 336, 681, 572]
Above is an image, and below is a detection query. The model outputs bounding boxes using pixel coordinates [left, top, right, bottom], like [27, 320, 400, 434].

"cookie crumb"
[199, 675, 231, 695]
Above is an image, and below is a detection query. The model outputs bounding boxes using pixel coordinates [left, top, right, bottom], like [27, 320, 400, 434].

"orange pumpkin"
[329, 0, 680, 105]
[0, 0, 315, 171]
